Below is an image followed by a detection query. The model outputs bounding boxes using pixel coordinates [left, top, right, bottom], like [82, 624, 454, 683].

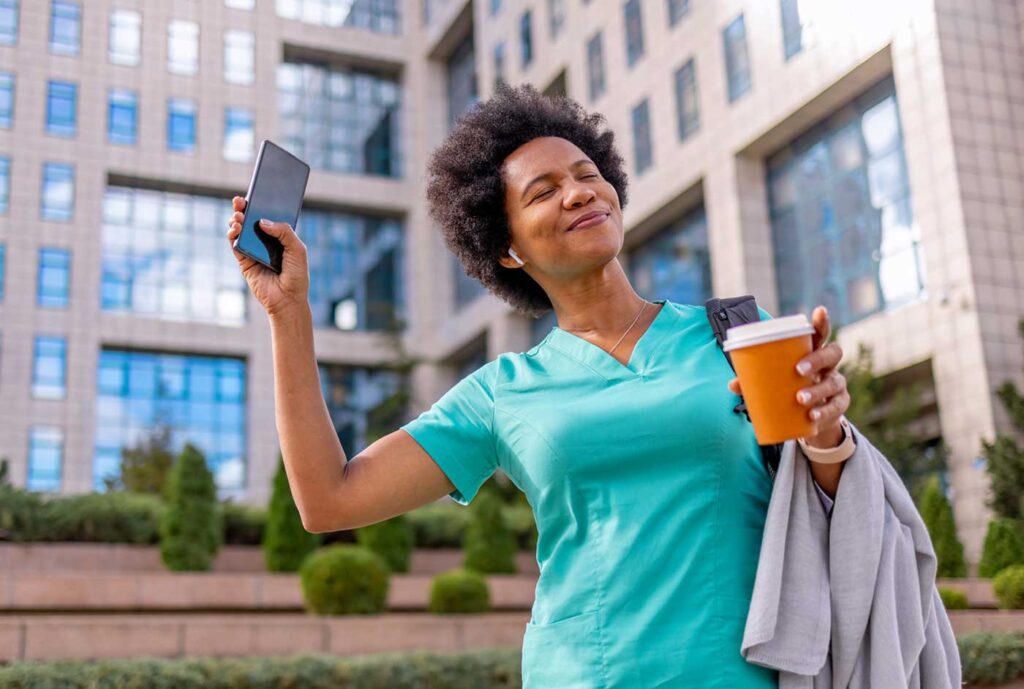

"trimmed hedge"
[959, 632, 1024, 685]
[355, 515, 414, 573]
[429, 569, 491, 614]
[299, 544, 390, 615]
[938, 587, 969, 610]
[979, 518, 1024, 579]
[463, 492, 518, 575]
[0, 648, 522, 688]
[994, 565, 1024, 610]
[222, 502, 267, 546]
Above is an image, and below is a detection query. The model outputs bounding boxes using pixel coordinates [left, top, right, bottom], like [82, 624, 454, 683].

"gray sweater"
[740, 422, 963, 688]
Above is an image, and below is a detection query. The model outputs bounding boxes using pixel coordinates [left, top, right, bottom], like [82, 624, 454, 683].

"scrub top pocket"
[522, 607, 604, 689]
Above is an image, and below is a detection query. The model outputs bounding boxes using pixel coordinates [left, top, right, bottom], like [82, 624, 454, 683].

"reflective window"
[780, 0, 803, 60]
[93, 350, 247, 496]
[100, 187, 247, 324]
[447, 33, 477, 129]
[0, 72, 12, 127]
[631, 98, 652, 174]
[319, 363, 404, 452]
[108, 89, 137, 145]
[41, 163, 74, 221]
[624, 0, 644, 67]
[674, 58, 699, 141]
[0, 156, 9, 214]
[276, 0, 399, 34]
[28, 427, 63, 493]
[493, 42, 506, 89]
[37, 247, 70, 308]
[628, 205, 710, 306]
[587, 32, 604, 101]
[548, 0, 564, 38]
[224, 30, 254, 84]
[49, 0, 80, 56]
[224, 107, 254, 162]
[667, 0, 689, 26]
[520, 10, 532, 68]
[723, 14, 751, 102]
[167, 98, 196, 153]
[490, 0, 501, 15]
[0, 243, 5, 300]
[277, 61, 401, 177]
[767, 77, 922, 327]
[226, 0, 255, 8]
[300, 210, 405, 331]
[109, 9, 140, 66]
[33, 335, 66, 398]
[529, 309, 557, 347]
[167, 20, 198, 75]
[0, 0, 18, 44]
[46, 80, 77, 137]
[453, 253, 485, 309]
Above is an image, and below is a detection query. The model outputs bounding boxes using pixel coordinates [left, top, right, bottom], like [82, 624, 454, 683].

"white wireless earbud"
[508, 248, 525, 266]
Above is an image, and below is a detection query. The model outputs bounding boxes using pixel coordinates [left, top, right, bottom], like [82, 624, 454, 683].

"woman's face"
[499, 136, 624, 279]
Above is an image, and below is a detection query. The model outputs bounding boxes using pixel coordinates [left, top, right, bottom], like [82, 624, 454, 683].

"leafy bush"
[355, 514, 414, 573]
[0, 480, 45, 543]
[958, 631, 1024, 684]
[41, 491, 164, 544]
[979, 518, 1024, 578]
[429, 569, 491, 614]
[501, 503, 537, 551]
[159, 443, 222, 571]
[102, 424, 175, 497]
[408, 502, 470, 548]
[299, 544, 389, 615]
[938, 587, 968, 610]
[263, 456, 322, 572]
[917, 475, 967, 578]
[0, 648, 523, 688]
[994, 565, 1024, 610]
[463, 492, 517, 574]
[221, 501, 266, 546]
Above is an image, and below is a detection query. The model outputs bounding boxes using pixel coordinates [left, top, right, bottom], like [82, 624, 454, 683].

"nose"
[563, 180, 596, 208]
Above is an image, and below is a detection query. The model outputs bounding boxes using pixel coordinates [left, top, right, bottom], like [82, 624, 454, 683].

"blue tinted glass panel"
[674, 58, 699, 140]
[277, 0, 399, 34]
[624, 0, 644, 66]
[41, 163, 74, 221]
[0, 72, 14, 127]
[631, 98, 652, 173]
[27, 427, 63, 492]
[223, 107, 254, 161]
[628, 205, 711, 306]
[46, 80, 77, 136]
[37, 247, 70, 308]
[32, 336, 66, 398]
[0, 244, 5, 300]
[780, 0, 803, 59]
[50, 0, 80, 55]
[587, 32, 604, 101]
[108, 89, 137, 144]
[318, 363, 403, 455]
[0, 156, 9, 213]
[723, 14, 751, 102]
[520, 10, 532, 67]
[667, 0, 688, 26]
[167, 98, 196, 152]
[0, 0, 18, 44]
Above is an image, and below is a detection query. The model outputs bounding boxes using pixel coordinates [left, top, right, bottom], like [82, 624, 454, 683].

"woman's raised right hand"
[226, 195, 310, 320]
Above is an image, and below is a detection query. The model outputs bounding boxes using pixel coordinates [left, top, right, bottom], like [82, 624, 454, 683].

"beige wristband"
[798, 416, 856, 465]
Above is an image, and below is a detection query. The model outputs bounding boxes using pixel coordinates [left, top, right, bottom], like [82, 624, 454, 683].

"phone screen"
[234, 140, 310, 274]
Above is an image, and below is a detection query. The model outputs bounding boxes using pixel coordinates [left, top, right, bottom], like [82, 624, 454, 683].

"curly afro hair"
[425, 82, 630, 318]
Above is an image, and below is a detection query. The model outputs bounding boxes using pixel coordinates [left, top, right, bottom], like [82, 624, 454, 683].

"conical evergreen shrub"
[355, 514, 413, 573]
[917, 475, 967, 578]
[263, 455, 322, 572]
[979, 518, 1024, 578]
[462, 490, 517, 574]
[159, 443, 222, 571]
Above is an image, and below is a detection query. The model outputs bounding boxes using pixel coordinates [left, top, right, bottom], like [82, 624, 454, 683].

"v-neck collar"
[543, 298, 675, 381]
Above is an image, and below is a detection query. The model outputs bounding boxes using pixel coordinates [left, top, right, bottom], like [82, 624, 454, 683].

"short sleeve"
[757, 305, 774, 321]
[399, 362, 498, 506]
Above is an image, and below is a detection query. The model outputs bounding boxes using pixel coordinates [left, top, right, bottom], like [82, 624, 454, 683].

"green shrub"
[501, 503, 538, 551]
[355, 514, 414, 573]
[221, 501, 266, 546]
[917, 475, 967, 578]
[407, 502, 469, 548]
[429, 568, 491, 614]
[979, 518, 1024, 578]
[994, 565, 1024, 610]
[299, 544, 389, 615]
[463, 491, 517, 574]
[938, 587, 968, 610]
[0, 648, 523, 688]
[959, 631, 1024, 684]
[263, 456, 322, 572]
[159, 443, 222, 571]
[0, 482, 45, 542]
[41, 491, 164, 544]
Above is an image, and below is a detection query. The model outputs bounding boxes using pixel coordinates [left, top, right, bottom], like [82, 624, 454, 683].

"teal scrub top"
[400, 299, 779, 689]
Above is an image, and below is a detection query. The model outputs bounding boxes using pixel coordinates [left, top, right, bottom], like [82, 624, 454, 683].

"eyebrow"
[519, 159, 595, 201]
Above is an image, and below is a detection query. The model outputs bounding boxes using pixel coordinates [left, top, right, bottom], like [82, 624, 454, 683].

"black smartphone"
[232, 139, 311, 274]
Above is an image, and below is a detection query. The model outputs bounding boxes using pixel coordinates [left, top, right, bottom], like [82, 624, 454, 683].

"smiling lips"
[567, 211, 609, 231]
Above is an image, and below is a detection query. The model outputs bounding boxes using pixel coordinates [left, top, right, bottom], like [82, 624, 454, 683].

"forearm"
[269, 304, 346, 526]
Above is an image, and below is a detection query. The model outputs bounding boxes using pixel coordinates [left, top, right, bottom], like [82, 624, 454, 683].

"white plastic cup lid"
[722, 314, 815, 351]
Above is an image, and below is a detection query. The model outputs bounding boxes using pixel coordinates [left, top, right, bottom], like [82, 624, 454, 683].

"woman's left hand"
[727, 305, 850, 449]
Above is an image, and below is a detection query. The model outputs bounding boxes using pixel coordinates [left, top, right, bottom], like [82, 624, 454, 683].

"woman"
[225, 83, 852, 688]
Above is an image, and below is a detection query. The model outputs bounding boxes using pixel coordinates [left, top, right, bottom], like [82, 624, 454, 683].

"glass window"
[93, 350, 248, 496]
[0, 156, 9, 214]
[587, 32, 605, 101]
[780, 0, 803, 60]
[723, 14, 751, 102]
[109, 9, 140, 65]
[493, 42, 506, 89]
[108, 89, 137, 145]
[41, 163, 74, 221]
[276, 0, 399, 34]
[628, 205, 710, 305]
[28, 427, 63, 493]
[46, 80, 77, 137]
[452, 252, 485, 309]
[49, 0, 80, 55]
[767, 76, 922, 327]
[33, 336, 66, 398]
[0, 243, 5, 300]
[548, 0, 564, 38]
[277, 61, 401, 177]
[520, 10, 533, 68]
[674, 58, 699, 141]
[167, 98, 196, 153]
[224, 30, 254, 84]
[446, 34, 477, 130]
[490, 0, 501, 16]
[0, 0, 18, 44]
[167, 20, 198, 75]
[631, 98, 652, 174]
[0, 72, 12, 128]
[667, 0, 688, 26]
[226, 0, 255, 8]
[624, 0, 644, 67]
[37, 247, 70, 308]
[101, 187, 247, 325]
[318, 363, 404, 454]
[223, 107, 254, 161]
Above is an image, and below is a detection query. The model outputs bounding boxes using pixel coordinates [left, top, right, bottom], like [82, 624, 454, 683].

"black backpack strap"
[705, 295, 783, 482]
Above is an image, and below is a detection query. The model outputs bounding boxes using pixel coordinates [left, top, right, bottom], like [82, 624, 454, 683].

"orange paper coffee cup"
[723, 314, 816, 445]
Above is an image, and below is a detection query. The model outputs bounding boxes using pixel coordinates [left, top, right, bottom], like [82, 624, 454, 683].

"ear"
[497, 254, 520, 270]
